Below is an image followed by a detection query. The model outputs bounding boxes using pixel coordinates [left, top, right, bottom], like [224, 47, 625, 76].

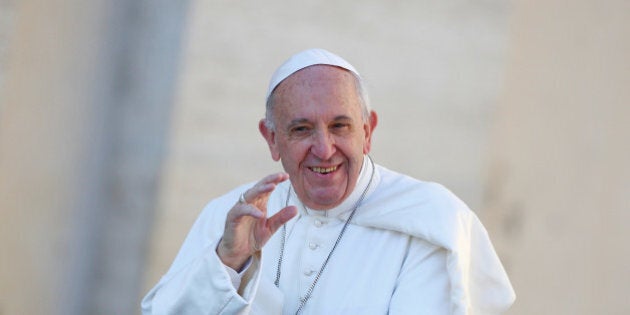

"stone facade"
[0, 0, 628, 314]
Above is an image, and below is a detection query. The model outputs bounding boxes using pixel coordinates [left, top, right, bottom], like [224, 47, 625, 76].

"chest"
[262, 215, 412, 314]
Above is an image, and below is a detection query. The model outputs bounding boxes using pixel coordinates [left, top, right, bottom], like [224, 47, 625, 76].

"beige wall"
[485, 0, 630, 314]
[0, 0, 628, 314]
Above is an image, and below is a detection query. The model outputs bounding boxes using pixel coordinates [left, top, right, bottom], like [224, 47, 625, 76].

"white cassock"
[142, 156, 515, 314]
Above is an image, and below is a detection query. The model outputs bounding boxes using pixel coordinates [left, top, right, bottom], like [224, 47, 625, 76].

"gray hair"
[264, 71, 371, 131]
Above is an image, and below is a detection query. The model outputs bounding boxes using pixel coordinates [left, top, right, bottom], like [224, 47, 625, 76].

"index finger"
[259, 172, 290, 186]
[242, 172, 290, 203]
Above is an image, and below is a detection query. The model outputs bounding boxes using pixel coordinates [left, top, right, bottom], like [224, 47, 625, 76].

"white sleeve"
[141, 239, 263, 315]
[141, 191, 263, 315]
[141, 186, 288, 315]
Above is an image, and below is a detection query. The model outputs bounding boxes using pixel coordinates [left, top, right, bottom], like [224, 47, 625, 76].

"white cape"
[348, 165, 515, 314]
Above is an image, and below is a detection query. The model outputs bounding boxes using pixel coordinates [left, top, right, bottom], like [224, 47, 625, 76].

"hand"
[217, 173, 298, 271]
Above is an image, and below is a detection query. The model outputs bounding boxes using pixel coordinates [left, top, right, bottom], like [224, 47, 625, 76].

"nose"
[310, 130, 335, 160]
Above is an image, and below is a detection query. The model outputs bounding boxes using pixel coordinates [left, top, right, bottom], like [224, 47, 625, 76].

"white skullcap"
[266, 48, 360, 101]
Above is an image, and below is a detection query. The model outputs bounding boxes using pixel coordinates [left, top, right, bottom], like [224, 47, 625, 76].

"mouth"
[308, 165, 338, 175]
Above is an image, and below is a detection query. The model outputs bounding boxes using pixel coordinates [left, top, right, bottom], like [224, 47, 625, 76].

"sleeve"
[140, 189, 265, 315]
[388, 238, 452, 315]
[141, 240, 263, 315]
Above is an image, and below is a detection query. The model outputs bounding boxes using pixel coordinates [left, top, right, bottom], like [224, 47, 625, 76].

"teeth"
[311, 166, 337, 174]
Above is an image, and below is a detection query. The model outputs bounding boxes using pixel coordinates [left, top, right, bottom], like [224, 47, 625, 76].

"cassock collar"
[290, 155, 379, 219]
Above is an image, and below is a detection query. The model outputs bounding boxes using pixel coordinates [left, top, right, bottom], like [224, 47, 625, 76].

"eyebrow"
[332, 115, 353, 122]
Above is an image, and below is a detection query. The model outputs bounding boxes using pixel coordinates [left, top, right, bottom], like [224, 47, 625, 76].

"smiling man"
[260, 63, 376, 211]
[142, 49, 515, 315]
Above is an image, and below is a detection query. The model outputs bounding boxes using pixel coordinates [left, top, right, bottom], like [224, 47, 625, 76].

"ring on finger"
[239, 192, 247, 204]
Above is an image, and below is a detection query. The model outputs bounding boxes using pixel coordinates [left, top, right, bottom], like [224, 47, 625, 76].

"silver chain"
[274, 157, 375, 315]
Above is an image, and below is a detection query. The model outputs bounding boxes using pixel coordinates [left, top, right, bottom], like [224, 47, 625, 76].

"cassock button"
[308, 243, 318, 250]
[314, 219, 323, 227]
[304, 269, 315, 276]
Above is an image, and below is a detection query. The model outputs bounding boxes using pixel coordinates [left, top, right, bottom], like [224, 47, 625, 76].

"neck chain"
[274, 156, 376, 315]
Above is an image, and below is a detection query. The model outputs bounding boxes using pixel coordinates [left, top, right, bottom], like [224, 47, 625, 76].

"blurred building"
[0, 0, 627, 314]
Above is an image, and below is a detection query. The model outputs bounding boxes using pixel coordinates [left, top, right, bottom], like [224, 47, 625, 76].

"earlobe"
[363, 111, 378, 154]
[259, 119, 281, 161]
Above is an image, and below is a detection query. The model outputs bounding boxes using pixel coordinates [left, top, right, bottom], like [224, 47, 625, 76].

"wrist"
[217, 240, 250, 272]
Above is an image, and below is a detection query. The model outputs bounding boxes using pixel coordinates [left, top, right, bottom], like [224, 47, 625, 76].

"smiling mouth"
[309, 166, 338, 174]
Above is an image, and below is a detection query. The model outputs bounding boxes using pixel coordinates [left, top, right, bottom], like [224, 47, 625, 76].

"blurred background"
[0, 0, 628, 314]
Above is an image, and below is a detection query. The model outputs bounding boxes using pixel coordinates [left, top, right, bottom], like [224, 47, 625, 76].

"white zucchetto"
[266, 48, 360, 101]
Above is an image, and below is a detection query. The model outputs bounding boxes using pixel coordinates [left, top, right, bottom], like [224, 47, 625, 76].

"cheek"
[279, 142, 308, 165]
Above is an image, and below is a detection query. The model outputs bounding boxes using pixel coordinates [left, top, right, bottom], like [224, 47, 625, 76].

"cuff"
[224, 256, 253, 289]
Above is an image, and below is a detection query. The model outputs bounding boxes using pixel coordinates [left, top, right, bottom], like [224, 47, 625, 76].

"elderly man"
[142, 49, 515, 314]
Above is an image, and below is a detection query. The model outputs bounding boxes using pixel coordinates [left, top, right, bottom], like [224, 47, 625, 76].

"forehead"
[271, 65, 362, 122]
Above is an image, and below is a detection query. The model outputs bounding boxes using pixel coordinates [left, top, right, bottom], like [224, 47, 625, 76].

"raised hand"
[217, 173, 298, 271]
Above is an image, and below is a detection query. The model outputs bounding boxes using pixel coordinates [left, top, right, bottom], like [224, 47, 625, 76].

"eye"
[289, 125, 311, 137]
[331, 122, 351, 132]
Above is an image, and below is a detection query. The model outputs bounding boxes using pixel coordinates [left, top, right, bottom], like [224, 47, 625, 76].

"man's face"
[260, 65, 377, 210]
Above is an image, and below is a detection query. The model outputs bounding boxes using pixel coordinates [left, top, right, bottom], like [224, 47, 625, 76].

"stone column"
[0, 1, 188, 314]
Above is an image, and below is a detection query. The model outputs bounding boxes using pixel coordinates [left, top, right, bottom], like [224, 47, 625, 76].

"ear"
[259, 119, 281, 161]
[363, 111, 378, 154]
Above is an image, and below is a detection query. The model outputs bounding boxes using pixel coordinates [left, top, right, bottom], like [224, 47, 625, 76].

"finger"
[243, 173, 290, 203]
[259, 172, 290, 186]
[228, 204, 264, 221]
[254, 173, 289, 195]
[246, 183, 275, 200]
[266, 206, 298, 234]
